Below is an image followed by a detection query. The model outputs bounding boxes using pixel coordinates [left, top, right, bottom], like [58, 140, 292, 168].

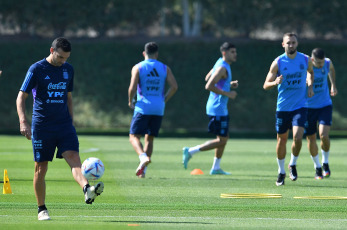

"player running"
[263, 33, 314, 186]
[306, 48, 337, 179]
[182, 42, 238, 175]
[128, 42, 178, 178]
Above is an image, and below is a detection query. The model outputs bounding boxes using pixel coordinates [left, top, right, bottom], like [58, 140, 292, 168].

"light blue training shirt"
[307, 58, 332, 108]
[206, 57, 232, 116]
[134, 59, 167, 116]
[275, 52, 309, 112]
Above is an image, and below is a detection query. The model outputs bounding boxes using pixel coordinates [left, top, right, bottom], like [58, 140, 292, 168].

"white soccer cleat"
[38, 210, 51, 221]
[84, 182, 104, 204]
[135, 158, 150, 176]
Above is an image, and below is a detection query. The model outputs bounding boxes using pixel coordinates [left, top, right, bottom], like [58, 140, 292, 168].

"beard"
[52, 58, 63, 66]
[289, 49, 297, 55]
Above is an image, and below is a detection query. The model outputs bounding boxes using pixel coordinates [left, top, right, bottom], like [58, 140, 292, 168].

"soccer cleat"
[38, 210, 51, 221]
[182, 147, 192, 169]
[94, 181, 104, 196]
[315, 167, 323, 180]
[276, 173, 286, 186]
[322, 163, 331, 177]
[210, 168, 231, 175]
[84, 182, 104, 204]
[138, 173, 145, 178]
[288, 165, 297, 181]
[138, 166, 146, 178]
[135, 158, 150, 176]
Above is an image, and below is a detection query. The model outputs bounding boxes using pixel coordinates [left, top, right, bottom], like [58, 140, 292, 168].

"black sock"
[38, 205, 47, 214]
[83, 184, 90, 193]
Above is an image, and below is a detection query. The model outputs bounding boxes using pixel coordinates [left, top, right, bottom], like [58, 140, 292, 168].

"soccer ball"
[81, 157, 105, 181]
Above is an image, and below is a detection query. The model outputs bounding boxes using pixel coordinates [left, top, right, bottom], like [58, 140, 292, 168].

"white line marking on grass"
[80, 148, 99, 153]
[2, 215, 347, 222]
[51, 216, 347, 222]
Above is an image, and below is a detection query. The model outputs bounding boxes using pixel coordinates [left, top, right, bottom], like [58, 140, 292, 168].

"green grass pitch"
[1, 135, 347, 229]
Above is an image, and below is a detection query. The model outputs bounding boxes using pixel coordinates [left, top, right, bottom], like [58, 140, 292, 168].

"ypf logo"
[47, 91, 64, 98]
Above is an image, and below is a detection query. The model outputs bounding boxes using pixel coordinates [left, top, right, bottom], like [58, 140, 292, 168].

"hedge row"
[1, 39, 346, 132]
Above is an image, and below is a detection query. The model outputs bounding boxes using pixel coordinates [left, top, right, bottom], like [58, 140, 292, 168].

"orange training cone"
[190, 168, 204, 175]
[3, 169, 12, 194]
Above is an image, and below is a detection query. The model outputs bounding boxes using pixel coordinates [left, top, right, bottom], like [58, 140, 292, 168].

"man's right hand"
[20, 121, 32, 140]
[128, 101, 135, 109]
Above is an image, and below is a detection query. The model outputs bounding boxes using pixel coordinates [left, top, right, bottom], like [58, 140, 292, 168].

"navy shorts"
[32, 126, 79, 162]
[276, 107, 308, 134]
[208, 115, 229, 137]
[130, 112, 163, 137]
[305, 105, 332, 135]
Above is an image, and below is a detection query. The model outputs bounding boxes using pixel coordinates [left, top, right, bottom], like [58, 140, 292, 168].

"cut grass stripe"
[293, 196, 347, 200]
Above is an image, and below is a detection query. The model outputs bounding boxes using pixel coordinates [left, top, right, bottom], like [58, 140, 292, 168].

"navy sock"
[83, 184, 90, 193]
[38, 205, 47, 214]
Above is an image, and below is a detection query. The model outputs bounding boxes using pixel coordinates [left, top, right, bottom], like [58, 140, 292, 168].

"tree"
[1, 0, 347, 39]
[181, 0, 202, 37]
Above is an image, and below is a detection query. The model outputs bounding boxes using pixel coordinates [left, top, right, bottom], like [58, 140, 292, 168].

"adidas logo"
[147, 68, 159, 77]
[45, 76, 50, 80]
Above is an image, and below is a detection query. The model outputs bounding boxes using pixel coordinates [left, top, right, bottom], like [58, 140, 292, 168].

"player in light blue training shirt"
[128, 42, 178, 178]
[275, 52, 309, 112]
[263, 33, 314, 186]
[16, 38, 104, 221]
[305, 48, 337, 179]
[206, 57, 232, 116]
[134, 57, 167, 116]
[182, 42, 239, 175]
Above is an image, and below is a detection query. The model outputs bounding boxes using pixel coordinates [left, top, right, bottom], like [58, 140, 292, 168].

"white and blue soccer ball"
[82, 157, 105, 181]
